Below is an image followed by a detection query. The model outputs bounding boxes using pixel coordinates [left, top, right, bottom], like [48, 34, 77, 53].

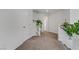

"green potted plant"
[61, 20, 79, 40]
[33, 19, 43, 36]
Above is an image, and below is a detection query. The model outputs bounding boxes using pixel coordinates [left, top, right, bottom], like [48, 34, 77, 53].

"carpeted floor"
[16, 31, 69, 50]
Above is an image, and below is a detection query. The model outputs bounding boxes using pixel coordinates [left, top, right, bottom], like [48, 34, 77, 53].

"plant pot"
[71, 35, 79, 49]
[71, 34, 79, 40]
[36, 27, 41, 36]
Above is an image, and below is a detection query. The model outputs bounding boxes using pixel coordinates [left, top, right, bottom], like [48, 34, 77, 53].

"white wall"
[33, 10, 70, 33]
[48, 10, 70, 33]
[0, 9, 36, 50]
[70, 9, 79, 24]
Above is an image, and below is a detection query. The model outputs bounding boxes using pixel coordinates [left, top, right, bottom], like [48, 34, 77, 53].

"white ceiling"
[33, 9, 64, 14]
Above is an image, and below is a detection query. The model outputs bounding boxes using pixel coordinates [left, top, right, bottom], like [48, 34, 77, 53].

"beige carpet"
[16, 31, 69, 50]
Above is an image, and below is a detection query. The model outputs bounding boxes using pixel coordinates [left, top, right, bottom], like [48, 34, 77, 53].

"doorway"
[43, 16, 49, 31]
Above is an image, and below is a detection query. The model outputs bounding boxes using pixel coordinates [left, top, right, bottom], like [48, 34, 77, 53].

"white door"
[43, 16, 49, 31]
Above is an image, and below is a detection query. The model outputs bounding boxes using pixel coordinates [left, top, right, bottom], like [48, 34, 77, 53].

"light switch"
[22, 26, 26, 28]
